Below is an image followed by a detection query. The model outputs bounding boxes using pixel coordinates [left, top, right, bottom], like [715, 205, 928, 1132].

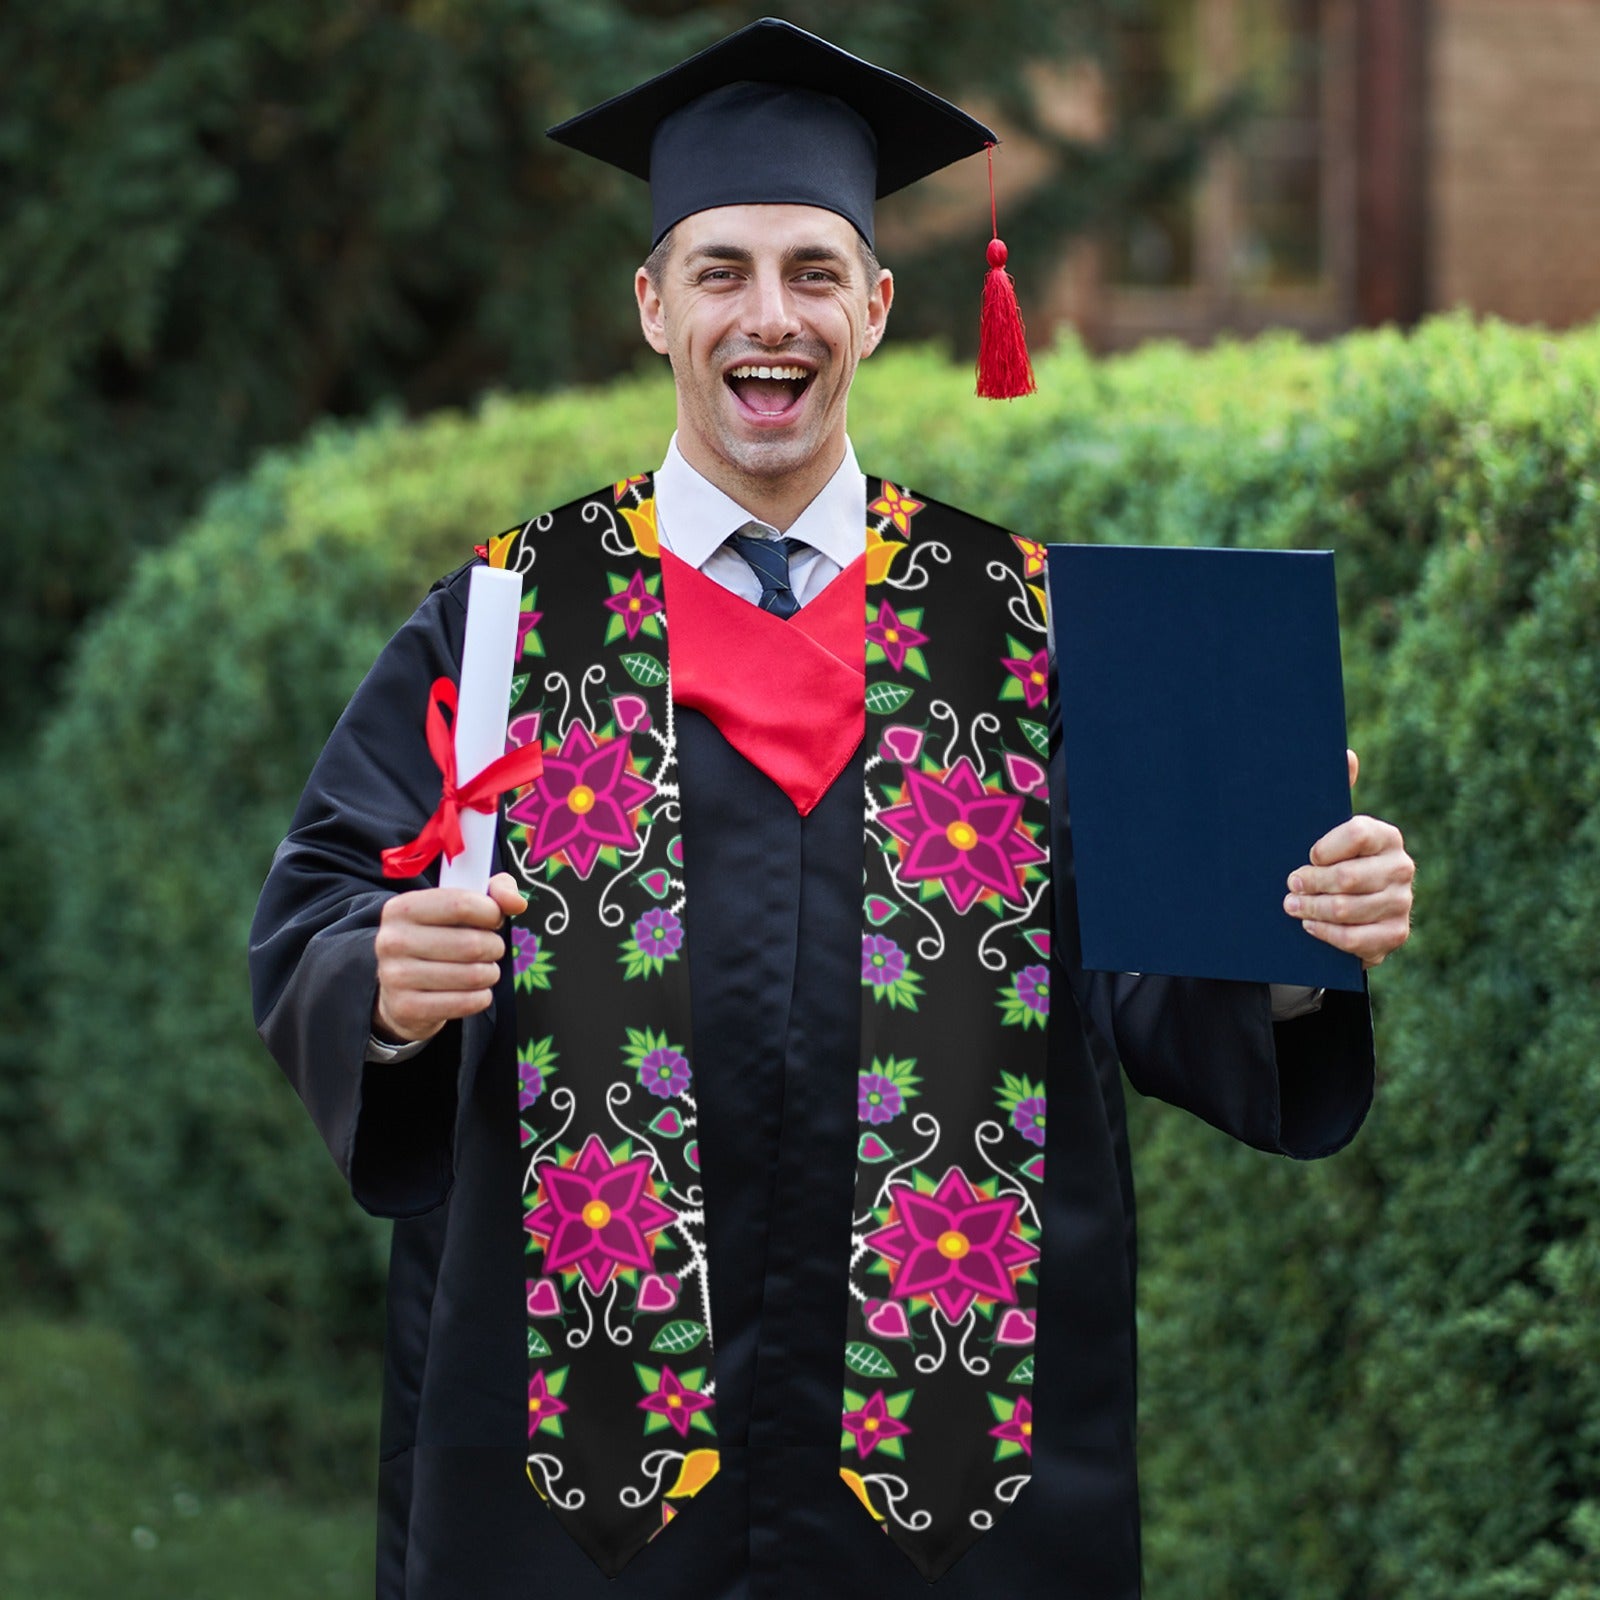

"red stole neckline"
[660, 548, 866, 816]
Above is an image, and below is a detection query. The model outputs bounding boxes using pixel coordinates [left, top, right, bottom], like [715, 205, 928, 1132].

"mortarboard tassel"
[976, 143, 1036, 399]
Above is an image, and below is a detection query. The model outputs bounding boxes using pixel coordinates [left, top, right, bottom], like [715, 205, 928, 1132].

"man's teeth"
[727, 365, 809, 380]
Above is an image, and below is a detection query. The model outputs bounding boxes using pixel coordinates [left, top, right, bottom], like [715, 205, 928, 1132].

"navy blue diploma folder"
[1048, 544, 1364, 993]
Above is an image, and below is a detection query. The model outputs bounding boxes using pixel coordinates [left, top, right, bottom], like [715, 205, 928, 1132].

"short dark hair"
[643, 227, 676, 291]
[642, 225, 883, 291]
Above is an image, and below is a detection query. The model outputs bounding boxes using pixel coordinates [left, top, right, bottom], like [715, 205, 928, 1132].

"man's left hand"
[1284, 749, 1415, 969]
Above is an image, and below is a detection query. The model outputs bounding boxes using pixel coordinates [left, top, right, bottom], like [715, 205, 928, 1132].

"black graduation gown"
[250, 559, 1374, 1600]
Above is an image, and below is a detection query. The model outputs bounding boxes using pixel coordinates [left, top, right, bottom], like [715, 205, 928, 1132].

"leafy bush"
[1121, 322, 1600, 1600]
[0, 1315, 370, 1597]
[33, 316, 1600, 1600]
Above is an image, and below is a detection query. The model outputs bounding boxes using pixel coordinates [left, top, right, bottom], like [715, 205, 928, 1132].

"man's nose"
[744, 271, 801, 346]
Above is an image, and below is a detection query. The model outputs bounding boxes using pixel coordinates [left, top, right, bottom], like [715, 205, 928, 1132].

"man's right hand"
[372, 871, 529, 1045]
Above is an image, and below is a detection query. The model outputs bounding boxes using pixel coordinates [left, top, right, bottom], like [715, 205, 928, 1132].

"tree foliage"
[1, 0, 1187, 743]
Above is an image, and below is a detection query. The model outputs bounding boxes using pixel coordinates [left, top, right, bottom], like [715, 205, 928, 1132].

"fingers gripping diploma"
[373, 871, 530, 1044]
[1284, 750, 1416, 969]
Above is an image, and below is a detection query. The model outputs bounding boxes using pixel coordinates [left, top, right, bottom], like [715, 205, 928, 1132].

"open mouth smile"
[725, 363, 815, 420]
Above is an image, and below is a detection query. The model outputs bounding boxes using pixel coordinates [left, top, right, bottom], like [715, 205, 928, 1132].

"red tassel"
[977, 238, 1036, 399]
[976, 145, 1035, 400]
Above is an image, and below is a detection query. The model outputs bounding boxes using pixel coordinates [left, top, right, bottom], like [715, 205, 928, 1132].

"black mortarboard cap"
[546, 17, 998, 249]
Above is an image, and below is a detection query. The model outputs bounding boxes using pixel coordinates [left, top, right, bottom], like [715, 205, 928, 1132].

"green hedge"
[1123, 325, 1600, 1600]
[33, 318, 1600, 1598]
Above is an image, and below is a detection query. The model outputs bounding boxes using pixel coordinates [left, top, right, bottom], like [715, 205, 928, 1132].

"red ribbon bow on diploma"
[381, 677, 545, 879]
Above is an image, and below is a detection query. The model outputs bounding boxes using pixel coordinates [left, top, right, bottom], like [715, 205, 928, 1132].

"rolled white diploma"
[439, 564, 524, 893]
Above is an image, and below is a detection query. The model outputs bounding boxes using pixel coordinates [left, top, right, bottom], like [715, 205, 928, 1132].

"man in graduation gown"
[249, 20, 1415, 1600]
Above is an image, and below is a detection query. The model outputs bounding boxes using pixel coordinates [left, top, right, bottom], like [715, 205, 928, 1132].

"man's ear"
[861, 268, 894, 358]
[636, 267, 670, 356]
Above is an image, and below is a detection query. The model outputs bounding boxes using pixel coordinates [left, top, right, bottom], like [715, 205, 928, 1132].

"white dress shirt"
[368, 437, 1318, 1058]
[652, 433, 864, 603]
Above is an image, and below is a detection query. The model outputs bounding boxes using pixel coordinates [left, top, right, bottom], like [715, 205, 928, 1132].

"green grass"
[0, 1315, 371, 1598]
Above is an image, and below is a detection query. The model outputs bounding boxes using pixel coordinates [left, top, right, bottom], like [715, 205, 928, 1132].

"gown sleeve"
[1047, 691, 1375, 1162]
[248, 564, 497, 1216]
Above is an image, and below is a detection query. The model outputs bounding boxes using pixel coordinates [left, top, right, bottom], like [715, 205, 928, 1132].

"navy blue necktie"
[727, 526, 806, 619]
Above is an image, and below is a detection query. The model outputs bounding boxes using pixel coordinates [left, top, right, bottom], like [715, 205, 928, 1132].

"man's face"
[635, 204, 892, 490]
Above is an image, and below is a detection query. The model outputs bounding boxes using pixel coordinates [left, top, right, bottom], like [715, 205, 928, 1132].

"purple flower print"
[858, 1073, 905, 1125]
[861, 934, 906, 989]
[1011, 1096, 1047, 1148]
[519, 1056, 545, 1111]
[633, 908, 684, 960]
[512, 927, 540, 978]
[1015, 964, 1050, 1018]
[639, 1046, 691, 1099]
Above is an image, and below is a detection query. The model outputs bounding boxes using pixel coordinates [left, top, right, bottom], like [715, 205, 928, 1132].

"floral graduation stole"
[489, 475, 1052, 1580]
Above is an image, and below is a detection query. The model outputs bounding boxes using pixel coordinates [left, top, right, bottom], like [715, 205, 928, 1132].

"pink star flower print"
[528, 1370, 568, 1437]
[842, 1390, 912, 1459]
[864, 600, 928, 672]
[866, 1167, 1039, 1324]
[1002, 645, 1050, 709]
[878, 756, 1046, 913]
[638, 1367, 715, 1439]
[603, 569, 664, 640]
[525, 1134, 677, 1294]
[516, 604, 543, 661]
[989, 1393, 1035, 1457]
[507, 724, 654, 879]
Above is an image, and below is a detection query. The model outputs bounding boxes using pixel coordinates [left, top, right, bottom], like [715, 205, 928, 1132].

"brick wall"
[1431, 0, 1600, 327]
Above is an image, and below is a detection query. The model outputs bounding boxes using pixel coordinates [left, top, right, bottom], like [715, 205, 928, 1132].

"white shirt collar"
[652, 434, 866, 569]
